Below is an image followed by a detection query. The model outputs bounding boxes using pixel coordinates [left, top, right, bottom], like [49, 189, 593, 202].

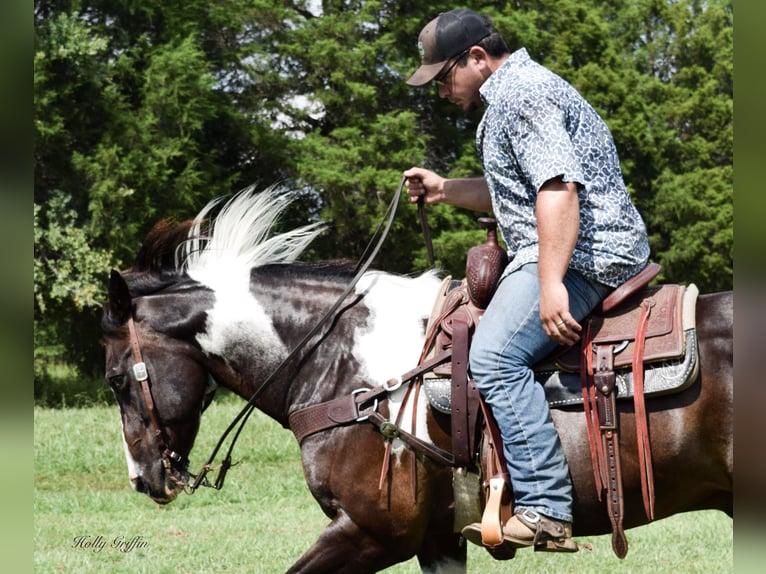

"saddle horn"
[465, 218, 508, 310]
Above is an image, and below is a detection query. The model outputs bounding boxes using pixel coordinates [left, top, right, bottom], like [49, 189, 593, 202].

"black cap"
[406, 9, 492, 86]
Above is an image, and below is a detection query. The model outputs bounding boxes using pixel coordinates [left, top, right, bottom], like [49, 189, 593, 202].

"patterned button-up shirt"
[477, 48, 650, 287]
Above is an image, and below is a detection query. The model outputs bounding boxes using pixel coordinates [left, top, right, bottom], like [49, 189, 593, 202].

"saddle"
[420, 221, 699, 560]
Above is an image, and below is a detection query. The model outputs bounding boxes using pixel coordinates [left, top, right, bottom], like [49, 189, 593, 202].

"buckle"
[352, 388, 378, 422]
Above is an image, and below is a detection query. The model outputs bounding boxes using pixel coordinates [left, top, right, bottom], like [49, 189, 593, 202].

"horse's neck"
[208, 267, 441, 424]
[207, 270, 366, 422]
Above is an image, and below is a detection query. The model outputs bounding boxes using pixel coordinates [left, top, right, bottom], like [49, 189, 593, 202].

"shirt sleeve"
[510, 96, 585, 193]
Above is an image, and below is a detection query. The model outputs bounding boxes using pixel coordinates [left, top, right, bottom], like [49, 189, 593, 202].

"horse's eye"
[107, 373, 127, 391]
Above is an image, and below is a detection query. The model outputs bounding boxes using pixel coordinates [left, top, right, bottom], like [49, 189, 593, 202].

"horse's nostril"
[133, 475, 148, 494]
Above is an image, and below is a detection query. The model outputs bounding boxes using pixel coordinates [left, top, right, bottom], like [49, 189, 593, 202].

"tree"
[34, 0, 733, 392]
[34, 1, 296, 377]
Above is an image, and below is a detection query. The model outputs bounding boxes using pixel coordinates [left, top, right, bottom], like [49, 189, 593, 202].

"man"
[404, 9, 650, 552]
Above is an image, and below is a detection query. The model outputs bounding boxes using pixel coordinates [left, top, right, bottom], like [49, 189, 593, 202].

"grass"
[35, 399, 733, 573]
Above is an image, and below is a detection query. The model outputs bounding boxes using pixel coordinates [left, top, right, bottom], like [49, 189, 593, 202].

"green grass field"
[34, 399, 733, 573]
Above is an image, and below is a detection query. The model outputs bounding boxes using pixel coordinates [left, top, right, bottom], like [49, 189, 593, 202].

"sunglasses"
[434, 48, 471, 86]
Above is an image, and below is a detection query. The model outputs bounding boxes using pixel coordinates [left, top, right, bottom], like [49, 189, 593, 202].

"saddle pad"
[539, 329, 699, 408]
[554, 284, 686, 372]
[424, 328, 700, 414]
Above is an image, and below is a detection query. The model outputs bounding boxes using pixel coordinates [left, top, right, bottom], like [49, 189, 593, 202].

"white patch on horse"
[195, 286, 287, 367]
[179, 187, 321, 366]
[353, 271, 442, 456]
[121, 433, 142, 490]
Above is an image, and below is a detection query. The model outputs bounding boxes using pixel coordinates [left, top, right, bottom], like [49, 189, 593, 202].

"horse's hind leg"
[286, 510, 413, 574]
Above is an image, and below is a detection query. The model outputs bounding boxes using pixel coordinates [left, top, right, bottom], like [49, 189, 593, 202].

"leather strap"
[289, 386, 387, 444]
[419, 287, 468, 365]
[478, 398, 513, 547]
[632, 298, 656, 520]
[367, 410, 455, 467]
[594, 345, 628, 558]
[126, 316, 188, 479]
[598, 262, 660, 314]
[418, 196, 435, 268]
[378, 380, 417, 491]
[581, 320, 605, 495]
[451, 313, 471, 467]
[288, 349, 458, 467]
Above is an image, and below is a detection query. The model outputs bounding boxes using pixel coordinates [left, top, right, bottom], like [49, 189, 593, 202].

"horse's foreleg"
[286, 510, 410, 574]
[415, 531, 466, 574]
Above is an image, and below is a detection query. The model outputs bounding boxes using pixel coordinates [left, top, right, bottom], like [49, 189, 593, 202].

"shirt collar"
[480, 47, 532, 106]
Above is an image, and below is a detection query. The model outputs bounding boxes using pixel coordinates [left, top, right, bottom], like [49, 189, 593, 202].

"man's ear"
[468, 45, 491, 75]
[107, 270, 132, 324]
[468, 45, 487, 62]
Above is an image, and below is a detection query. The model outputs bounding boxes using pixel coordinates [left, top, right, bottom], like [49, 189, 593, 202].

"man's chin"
[452, 99, 479, 112]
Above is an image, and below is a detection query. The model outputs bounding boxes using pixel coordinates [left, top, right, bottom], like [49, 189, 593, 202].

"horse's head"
[100, 187, 326, 503]
[102, 269, 217, 504]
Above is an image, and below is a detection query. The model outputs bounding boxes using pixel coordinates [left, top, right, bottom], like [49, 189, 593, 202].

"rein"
[187, 177, 408, 492]
[418, 196, 435, 269]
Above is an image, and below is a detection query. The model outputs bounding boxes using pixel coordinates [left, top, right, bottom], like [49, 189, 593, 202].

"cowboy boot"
[503, 509, 580, 552]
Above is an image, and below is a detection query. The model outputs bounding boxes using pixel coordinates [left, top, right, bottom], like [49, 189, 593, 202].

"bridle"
[126, 315, 190, 491]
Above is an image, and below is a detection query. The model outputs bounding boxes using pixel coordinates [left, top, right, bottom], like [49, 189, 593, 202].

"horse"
[100, 187, 732, 573]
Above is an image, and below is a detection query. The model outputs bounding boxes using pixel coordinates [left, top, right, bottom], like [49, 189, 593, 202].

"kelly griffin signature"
[72, 535, 149, 553]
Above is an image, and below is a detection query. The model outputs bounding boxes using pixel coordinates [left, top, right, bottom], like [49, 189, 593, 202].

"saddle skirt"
[423, 281, 700, 414]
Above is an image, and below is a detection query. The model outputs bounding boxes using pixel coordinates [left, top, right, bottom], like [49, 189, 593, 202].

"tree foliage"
[34, 0, 733, 386]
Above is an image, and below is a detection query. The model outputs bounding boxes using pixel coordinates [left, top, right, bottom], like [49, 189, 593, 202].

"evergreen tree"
[34, 0, 733, 391]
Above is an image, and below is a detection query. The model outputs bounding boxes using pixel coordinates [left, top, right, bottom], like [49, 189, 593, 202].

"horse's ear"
[108, 270, 132, 324]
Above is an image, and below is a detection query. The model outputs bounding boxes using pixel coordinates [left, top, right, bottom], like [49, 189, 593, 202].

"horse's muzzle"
[130, 459, 188, 504]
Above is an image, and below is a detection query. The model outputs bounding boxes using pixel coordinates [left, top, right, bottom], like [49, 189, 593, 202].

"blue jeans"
[469, 263, 612, 522]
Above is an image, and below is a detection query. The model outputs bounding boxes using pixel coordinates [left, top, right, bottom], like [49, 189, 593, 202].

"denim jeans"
[469, 263, 612, 522]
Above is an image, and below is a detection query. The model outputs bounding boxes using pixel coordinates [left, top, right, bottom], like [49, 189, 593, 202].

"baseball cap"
[406, 9, 492, 87]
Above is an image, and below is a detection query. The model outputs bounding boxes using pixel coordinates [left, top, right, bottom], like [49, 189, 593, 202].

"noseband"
[126, 316, 189, 489]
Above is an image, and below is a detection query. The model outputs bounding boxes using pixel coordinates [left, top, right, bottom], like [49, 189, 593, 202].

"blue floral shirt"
[477, 48, 650, 287]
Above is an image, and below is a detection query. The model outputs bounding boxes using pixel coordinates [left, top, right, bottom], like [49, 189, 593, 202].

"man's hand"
[536, 177, 581, 346]
[540, 281, 581, 346]
[403, 167, 446, 204]
[402, 169, 493, 211]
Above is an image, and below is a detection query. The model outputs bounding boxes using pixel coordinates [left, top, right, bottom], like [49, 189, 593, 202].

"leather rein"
[125, 177, 441, 493]
[183, 177, 411, 492]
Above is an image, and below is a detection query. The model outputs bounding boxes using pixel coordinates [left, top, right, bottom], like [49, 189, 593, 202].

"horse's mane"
[122, 218, 194, 295]
[126, 185, 325, 296]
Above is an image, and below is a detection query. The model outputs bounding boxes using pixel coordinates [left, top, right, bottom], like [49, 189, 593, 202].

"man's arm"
[536, 176, 581, 345]
[403, 167, 493, 212]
